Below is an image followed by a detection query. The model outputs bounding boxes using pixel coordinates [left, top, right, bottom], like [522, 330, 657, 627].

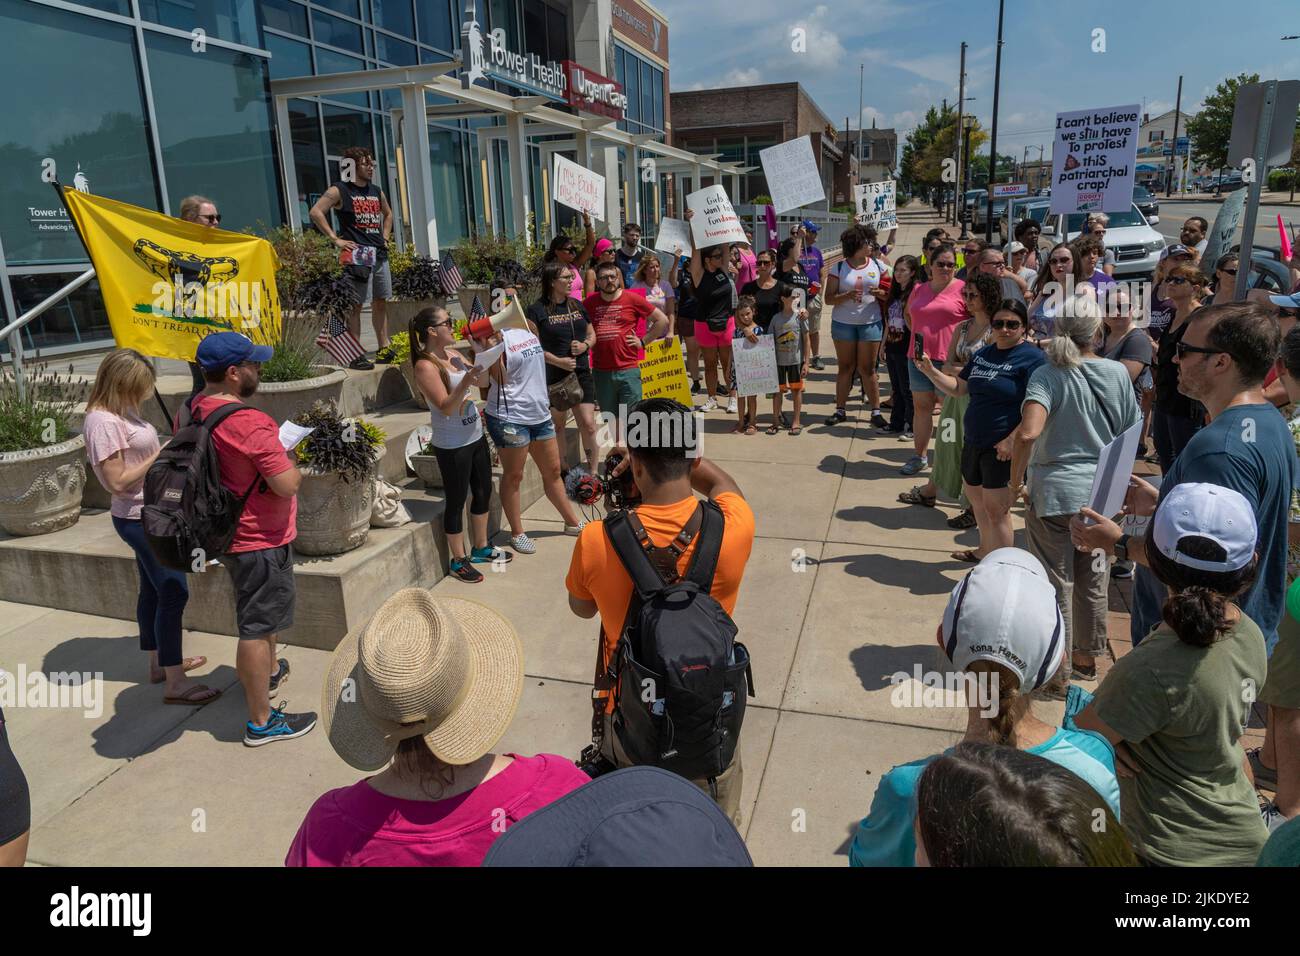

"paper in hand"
[474, 342, 507, 369]
[279, 421, 315, 451]
[1085, 419, 1144, 522]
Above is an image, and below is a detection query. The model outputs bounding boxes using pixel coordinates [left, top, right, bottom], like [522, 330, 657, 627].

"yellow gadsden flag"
[60, 186, 281, 362]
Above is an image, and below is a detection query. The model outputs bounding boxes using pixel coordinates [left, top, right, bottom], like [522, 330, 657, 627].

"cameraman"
[565, 399, 755, 822]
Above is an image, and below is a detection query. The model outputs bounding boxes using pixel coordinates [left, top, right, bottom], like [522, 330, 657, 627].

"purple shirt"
[799, 245, 825, 293]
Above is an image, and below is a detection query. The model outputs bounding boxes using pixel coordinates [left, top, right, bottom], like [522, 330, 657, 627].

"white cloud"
[892, 110, 920, 134]
[724, 68, 763, 86]
[861, 106, 887, 127]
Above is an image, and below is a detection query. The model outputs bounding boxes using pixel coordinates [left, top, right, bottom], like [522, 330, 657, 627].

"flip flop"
[150, 655, 207, 684]
[766, 424, 781, 435]
[950, 549, 980, 563]
[164, 684, 221, 705]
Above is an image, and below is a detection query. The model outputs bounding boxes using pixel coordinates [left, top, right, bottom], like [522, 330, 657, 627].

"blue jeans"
[112, 516, 190, 667]
[884, 347, 913, 431]
[1151, 407, 1201, 474]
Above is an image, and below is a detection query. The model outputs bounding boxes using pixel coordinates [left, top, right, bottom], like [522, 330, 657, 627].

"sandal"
[1071, 660, 1098, 681]
[150, 656, 207, 684]
[766, 424, 781, 435]
[950, 549, 980, 563]
[898, 486, 936, 507]
[744, 423, 757, 435]
[164, 684, 221, 705]
[789, 425, 802, 436]
[946, 508, 977, 530]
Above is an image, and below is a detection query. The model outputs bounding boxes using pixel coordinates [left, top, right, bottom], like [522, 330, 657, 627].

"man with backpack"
[187, 332, 317, 746]
[565, 398, 755, 823]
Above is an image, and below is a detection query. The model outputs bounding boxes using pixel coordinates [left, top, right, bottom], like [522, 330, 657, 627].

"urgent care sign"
[563, 62, 627, 120]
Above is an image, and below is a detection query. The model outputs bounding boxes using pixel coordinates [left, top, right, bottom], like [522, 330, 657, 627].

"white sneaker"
[509, 533, 537, 555]
[726, 397, 738, 414]
[564, 519, 587, 536]
[698, 398, 718, 412]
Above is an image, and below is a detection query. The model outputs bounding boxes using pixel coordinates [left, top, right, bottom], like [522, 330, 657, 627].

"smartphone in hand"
[913, 332, 925, 361]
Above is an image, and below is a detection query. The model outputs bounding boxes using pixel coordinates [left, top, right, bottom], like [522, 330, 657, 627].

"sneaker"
[691, 379, 701, 394]
[449, 557, 484, 583]
[826, 409, 847, 426]
[243, 703, 317, 747]
[900, 455, 928, 476]
[510, 533, 537, 555]
[1111, 559, 1135, 580]
[698, 398, 718, 413]
[1248, 748, 1279, 790]
[348, 355, 375, 370]
[726, 397, 738, 414]
[565, 519, 588, 536]
[901, 430, 914, 440]
[375, 346, 397, 364]
[470, 546, 512, 565]
[810, 357, 824, 371]
[268, 658, 290, 696]
[869, 412, 888, 429]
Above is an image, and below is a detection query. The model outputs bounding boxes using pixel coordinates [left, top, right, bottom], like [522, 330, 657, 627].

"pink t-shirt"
[735, 249, 757, 290]
[83, 409, 160, 520]
[284, 754, 589, 867]
[185, 395, 296, 553]
[907, 279, 968, 363]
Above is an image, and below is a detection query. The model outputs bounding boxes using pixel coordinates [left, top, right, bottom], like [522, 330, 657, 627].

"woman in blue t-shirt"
[916, 300, 1046, 563]
[849, 548, 1121, 867]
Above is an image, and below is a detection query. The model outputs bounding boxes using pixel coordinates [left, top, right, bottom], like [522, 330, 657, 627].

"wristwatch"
[1114, 533, 1131, 562]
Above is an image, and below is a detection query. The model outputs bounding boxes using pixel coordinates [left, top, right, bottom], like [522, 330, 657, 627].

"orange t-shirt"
[565, 492, 755, 711]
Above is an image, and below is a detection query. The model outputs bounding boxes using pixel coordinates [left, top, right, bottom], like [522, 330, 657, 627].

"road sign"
[1228, 80, 1300, 167]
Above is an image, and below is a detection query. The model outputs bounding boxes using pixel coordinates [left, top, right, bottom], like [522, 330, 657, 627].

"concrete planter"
[410, 452, 443, 488]
[386, 298, 443, 331]
[0, 435, 87, 536]
[247, 365, 348, 425]
[293, 444, 384, 556]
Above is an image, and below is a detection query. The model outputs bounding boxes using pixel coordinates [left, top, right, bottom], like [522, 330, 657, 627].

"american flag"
[469, 294, 486, 322]
[315, 315, 366, 366]
[438, 254, 463, 295]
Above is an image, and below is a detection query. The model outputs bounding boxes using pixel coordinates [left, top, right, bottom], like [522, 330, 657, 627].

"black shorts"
[219, 544, 295, 638]
[677, 313, 696, 339]
[576, 368, 596, 405]
[0, 714, 30, 845]
[961, 442, 1011, 489]
[776, 363, 804, 391]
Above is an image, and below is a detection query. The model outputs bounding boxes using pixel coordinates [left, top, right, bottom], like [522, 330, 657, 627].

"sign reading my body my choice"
[686, 185, 747, 246]
[553, 155, 605, 216]
[1050, 104, 1140, 214]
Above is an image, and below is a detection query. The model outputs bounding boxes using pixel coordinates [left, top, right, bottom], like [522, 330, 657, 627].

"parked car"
[1041, 204, 1166, 279]
[1132, 185, 1160, 224]
[1214, 174, 1247, 195]
[960, 189, 986, 225]
[1223, 244, 1293, 295]
[999, 198, 1051, 245]
[973, 196, 1008, 232]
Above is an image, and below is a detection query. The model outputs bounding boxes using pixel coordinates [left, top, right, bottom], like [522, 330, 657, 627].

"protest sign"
[1050, 104, 1140, 214]
[638, 336, 693, 406]
[992, 183, 1028, 198]
[1086, 419, 1144, 522]
[687, 184, 747, 246]
[854, 181, 897, 230]
[653, 217, 692, 256]
[1200, 188, 1247, 279]
[553, 154, 604, 216]
[758, 136, 825, 213]
[733, 334, 779, 397]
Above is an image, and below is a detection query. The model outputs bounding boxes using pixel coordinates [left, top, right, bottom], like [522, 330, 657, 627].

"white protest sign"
[653, 217, 692, 255]
[687, 184, 747, 246]
[1050, 104, 1140, 214]
[552, 154, 605, 216]
[992, 182, 1028, 198]
[854, 181, 897, 229]
[733, 334, 779, 397]
[1086, 418, 1144, 522]
[758, 136, 825, 213]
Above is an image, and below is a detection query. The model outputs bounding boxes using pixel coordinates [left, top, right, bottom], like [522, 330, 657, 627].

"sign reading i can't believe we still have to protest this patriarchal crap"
[638, 336, 693, 406]
[1050, 104, 1140, 215]
[687, 184, 748, 247]
[733, 334, 779, 398]
[758, 136, 826, 214]
[553, 154, 605, 216]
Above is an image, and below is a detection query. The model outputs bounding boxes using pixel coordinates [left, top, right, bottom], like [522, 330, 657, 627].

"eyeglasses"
[982, 260, 1006, 269]
[200, 214, 222, 223]
[1175, 342, 1223, 359]
[757, 259, 775, 267]
[932, 260, 956, 269]
[598, 273, 619, 281]
[1049, 256, 1073, 266]
[964, 247, 980, 256]
[992, 319, 1022, 330]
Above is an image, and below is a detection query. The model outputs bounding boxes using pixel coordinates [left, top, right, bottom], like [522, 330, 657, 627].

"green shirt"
[1093, 616, 1268, 866]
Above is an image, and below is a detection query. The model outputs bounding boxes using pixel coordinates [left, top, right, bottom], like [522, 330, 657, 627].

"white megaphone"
[450, 294, 531, 350]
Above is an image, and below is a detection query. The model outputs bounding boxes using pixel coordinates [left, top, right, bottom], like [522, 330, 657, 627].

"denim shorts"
[347, 257, 392, 304]
[831, 320, 883, 343]
[484, 413, 556, 448]
[908, 358, 935, 393]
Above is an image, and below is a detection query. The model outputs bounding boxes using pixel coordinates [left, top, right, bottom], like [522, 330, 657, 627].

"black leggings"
[434, 436, 493, 536]
[0, 714, 30, 846]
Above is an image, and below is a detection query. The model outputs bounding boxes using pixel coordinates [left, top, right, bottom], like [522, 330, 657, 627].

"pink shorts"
[695, 316, 735, 348]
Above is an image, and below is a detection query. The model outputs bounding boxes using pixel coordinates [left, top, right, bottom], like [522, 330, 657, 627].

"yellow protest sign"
[59, 186, 281, 361]
[638, 335, 693, 406]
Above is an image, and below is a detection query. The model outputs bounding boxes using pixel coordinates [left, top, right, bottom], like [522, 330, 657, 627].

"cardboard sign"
[638, 336, 693, 405]
[687, 184, 747, 246]
[1087, 419, 1145, 521]
[992, 183, 1029, 198]
[854, 181, 897, 229]
[553, 154, 605, 216]
[758, 136, 826, 213]
[1201, 188, 1247, 278]
[733, 334, 779, 397]
[1050, 104, 1140, 214]
[653, 217, 692, 256]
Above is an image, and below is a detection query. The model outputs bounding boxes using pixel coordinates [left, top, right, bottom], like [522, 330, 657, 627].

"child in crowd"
[731, 295, 760, 435]
[1076, 482, 1270, 866]
[767, 282, 809, 435]
[850, 548, 1120, 867]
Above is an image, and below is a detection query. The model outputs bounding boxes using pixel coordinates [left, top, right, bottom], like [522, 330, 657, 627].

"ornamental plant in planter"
[388, 242, 447, 329]
[451, 229, 544, 314]
[290, 400, 386, 556]
[0, 361, 89, 536]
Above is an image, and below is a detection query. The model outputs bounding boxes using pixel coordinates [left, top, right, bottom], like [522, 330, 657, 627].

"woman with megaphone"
[471, 282, 587, 554]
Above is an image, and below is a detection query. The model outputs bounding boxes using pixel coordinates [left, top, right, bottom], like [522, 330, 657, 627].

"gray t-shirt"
[768, 309, 808, 366]
[1022, 358, 1141, 516]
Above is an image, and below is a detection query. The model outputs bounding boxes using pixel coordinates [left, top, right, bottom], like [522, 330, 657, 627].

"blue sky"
[654, 0, 1300, 155]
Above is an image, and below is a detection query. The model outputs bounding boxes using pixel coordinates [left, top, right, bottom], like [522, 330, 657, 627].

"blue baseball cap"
[801, 219, 820, 233]
[195, 331, 273, 371]
[1269, 290, 1300, 311]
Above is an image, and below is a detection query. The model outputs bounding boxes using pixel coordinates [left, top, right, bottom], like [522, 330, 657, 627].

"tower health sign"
[1049, 104, 1140, 214]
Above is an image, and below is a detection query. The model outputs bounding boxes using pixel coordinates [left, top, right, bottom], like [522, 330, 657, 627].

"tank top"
[486, 328, 552, 425]
[949, 319, 992, 365]
[331, 179, 387, 259]
[426, 360, 483, 450]
[830, 258, 884, 326]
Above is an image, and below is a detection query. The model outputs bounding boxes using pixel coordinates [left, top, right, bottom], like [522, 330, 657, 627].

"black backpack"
[141, 399, 261, 572]
[604, 500, 754, 782]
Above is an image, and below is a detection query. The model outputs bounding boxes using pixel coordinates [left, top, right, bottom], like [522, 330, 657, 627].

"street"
[1155, 199, 1296, 254]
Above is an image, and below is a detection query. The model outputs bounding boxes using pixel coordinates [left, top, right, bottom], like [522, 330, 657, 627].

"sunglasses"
[1175, 342, 1222, 359]
[1220, 267, 1238, 276]
[992, 319, 1022, 330]
[757, 259, 775, 266]
[932, 260, 956, 269]
[200, 214, 222, 223]
[1166, 276, 1190, 285]
[558, 246, 576, 254]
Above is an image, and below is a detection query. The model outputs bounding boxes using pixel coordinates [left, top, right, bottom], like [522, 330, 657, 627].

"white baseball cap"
[1152, 483, 1257, 573]
[1005, 241, 1027, 255]
[940, 548, 1064, 691]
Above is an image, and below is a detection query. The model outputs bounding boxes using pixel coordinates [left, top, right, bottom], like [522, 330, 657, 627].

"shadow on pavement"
[816, 551, 963, 595]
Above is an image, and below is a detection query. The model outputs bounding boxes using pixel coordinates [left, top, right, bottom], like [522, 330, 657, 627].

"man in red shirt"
[191, 332, 317, 746]
[584, 261, 669, 429]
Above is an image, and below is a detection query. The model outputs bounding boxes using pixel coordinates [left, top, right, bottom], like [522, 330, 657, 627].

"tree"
[899, 104, 988, 194]
[1186, 73, 1259, 170]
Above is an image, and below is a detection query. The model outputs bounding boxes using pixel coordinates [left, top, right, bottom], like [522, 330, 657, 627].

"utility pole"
[1167, 75, 1183, 198]
[985, 0, 1005, 241]
[857, 62, 865, 180]
[956, 41, 967, 234]
[960, 117, 974, 240]
[942, 97, 950, 220]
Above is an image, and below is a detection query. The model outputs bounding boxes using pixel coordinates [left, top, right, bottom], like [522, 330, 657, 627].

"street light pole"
[985, 0, 1005, 242]
[956, 41, 967, 235]
[960, 117, 974, 240]
[1167, 75, 1183, 198]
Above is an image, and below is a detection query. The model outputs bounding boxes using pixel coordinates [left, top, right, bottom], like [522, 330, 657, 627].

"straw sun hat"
[323, 588, 523, 771]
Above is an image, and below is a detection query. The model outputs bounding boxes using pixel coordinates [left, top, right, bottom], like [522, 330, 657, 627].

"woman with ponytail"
[1009, 297, 1140, 693]
[1077, 483, 1270, 866]
[850, 548, 1120, 866]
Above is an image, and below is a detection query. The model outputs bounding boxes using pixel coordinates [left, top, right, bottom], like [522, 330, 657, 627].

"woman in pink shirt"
[83, 350, 217, 705]
[900, 242, 967, 478]
[286, 588, 588, 867]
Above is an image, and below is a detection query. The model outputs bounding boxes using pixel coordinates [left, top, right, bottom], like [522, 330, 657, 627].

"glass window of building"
[374, 32, 417, 65]
[6, 273, 114, 353]
[370, 0, 414, 37]
[652, 67, 663, 132]
[139, 0, 261, 47]
[622, 52, 639, 127]
[416, 0, 454, 51]
[313, 47, 368, 107]
[144, 32, 282, 237]
[429, 128, 469, 246]
[487, 0, 519, 49]
[521, 0, 568, 62]
[0, 0, 158, 267]
[261, 0, 309, 35]
[288, 99, 327, 224]
[313, 0, 361, 17]
[312, 10, 364, 55]
[264, 32, 313, 79]
[73, 0, 132, 14]
[640, 60, 653, 131]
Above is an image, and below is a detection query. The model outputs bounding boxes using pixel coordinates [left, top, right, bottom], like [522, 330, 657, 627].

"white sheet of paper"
[653, 217, 692, 255]
[474, 341, 507, 369]
[758, 136, 825, 213]
[1086, 418, 1145, 521]
[1050, 103, 1141, 214]
[278, 421, 314, 451]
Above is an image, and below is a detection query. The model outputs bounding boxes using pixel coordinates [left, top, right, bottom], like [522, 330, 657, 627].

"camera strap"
[621, 504, 704, 585]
